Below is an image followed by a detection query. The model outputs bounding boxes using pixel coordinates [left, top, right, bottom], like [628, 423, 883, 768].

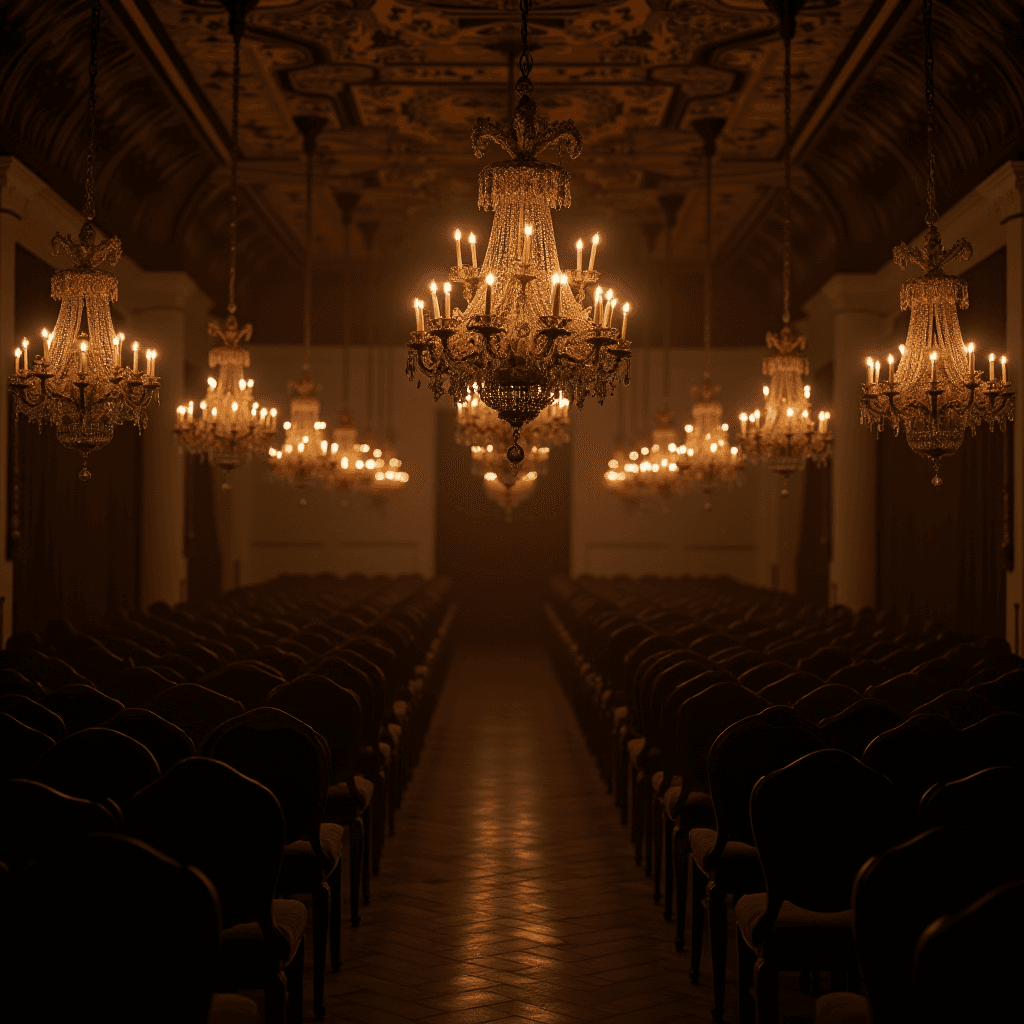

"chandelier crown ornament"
[739, 1, 832, 494]
[406, 0, 633, 470]
[174, 2, 275, 481]
[9, 0, 160, 482]
[859, 0, 1012, 486]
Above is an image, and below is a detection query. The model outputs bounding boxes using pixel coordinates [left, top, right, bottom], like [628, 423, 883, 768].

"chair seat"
[279, 823, 345, 893]
[626, 737, 646, 768]
[736, 893, 854, 963]
[220, 898, 306, 978]
[325, 775, 374, 821]
[689, 827, 763, 891]
[208, 993, 259, 1024]
[814, 992, 870, 1024]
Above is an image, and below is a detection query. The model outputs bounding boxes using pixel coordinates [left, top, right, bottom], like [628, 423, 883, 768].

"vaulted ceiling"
[2, 0, 1022, 349]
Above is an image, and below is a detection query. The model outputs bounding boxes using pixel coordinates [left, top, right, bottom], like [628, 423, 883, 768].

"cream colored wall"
[217, 344, 437, 586]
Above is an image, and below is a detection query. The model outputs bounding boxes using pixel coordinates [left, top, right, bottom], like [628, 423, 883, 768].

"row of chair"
[0, 573, 458, 1024]
[545, 574, 1023, 1023]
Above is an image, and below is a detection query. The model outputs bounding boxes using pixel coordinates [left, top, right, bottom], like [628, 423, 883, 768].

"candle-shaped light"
[113, 332, 123, 367]
[443, 281, 452, 319]
[874, 360, 881, 384]
[132, 340, 140, 373]
[430, 281, 441, 320]
[188, 400, 194, 423]
[484, 273, 495, 316]
[42, 328, 51, 365]
[589, 233, 599, 272]
[549, 272, 559, 309]
[1002, 355, 1008, 382]
[804, 384, 811, 400]
[818, 411, 826, 433]
[989, 352, 996, 380]
[605, 297, 618, 329]
[521, 224, 533, 264]
[887, 353, 894, 382]
[593, 286, 604, 325]
[469, 232, 478, 268]
[454, 228, 463, 268]
[79, 340, 88, 373]
[603, 290, 615, 328]
[866, 356, 874, 384]
[554, 274, 567, 318]
[966, 341, 975, 375]
[14, 347, 22, 374]
[576, 238, 583, 272]
[21, 337, 30, 372]
[763, 385, 770, 399]
[930, 350, 938, 383]
[739, 412, 748, 437]
[620, 301, 630, 340]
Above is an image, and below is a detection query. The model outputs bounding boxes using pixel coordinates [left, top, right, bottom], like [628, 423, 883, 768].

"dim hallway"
[319, 640, 747, 1024]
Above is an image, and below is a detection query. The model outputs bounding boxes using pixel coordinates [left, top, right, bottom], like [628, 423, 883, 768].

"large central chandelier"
[739, 4, 832, 495]
[174, 4, 276, 476]
[860, 0, 1013, 485]
[405, 0, 633, 469]
[682, 119, 744, 507]
[268, 116, 335, 493]
[9, 0, 160, 482]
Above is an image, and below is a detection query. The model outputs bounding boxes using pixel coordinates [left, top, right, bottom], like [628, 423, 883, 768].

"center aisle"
[319, 641, 721, 1024]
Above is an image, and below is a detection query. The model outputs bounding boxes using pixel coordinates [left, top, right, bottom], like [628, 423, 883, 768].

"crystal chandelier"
[457, 388, 569, 474]
[484, 468, 540, 522]
[9, 0, 160, 482]
[406, 0, 633, 469]
[859, 0, 1013, 485]
[268, 117, 335, 493]
[174, 5, 276, 476]
[683, 119, 745, 507]
[328, 415, 375, 491]
[602, 412, 686, 500]
[738, 4, 833, 495]
[363, 348, 410, 495]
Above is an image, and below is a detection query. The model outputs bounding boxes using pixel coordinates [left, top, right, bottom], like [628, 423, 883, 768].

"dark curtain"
[10, 245, 142, 633]
[434, 409, 571, 640]
[876, 248, 1008, 635]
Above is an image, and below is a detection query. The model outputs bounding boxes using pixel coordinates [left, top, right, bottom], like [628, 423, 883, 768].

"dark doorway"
[434, 409, 571, 641]
[10, 245, 142, 633]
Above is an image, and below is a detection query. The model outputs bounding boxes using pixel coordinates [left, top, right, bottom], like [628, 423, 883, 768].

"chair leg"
[349, 818, 363, 927]
[285, 936, 304, 1024]
[652, 806, 663, 902]
[388, 757, 397, 836]
[663, 816, 674, 922]
[674, 827, 689, 951]
[690, 862, 707, 982]
[643, 782, 653, 876]
[753, 954, 779, 1024]
[736, 933, 756, 1024]
[372, 771, 386, 875]
[328, 859, 342, 971]
[313, 881, 329, 1020]
[708, 881, 728, 1022]
[361, 809, 371, 906]
[265, 971, 287, 1024]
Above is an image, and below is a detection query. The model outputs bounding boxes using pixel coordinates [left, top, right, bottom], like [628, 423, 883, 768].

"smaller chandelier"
[369, 439, 410, 493]
[268, 380, 331, 490]
[859, 0, 1012, 485]
[484, 467, 539, 521]
[328, 415, 375, 491]
[603, 415, 685, 500]
[683, 383, 743, 507]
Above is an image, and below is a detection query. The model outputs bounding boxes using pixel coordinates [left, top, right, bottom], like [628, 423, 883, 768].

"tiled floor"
[313, 642, 813, 1024]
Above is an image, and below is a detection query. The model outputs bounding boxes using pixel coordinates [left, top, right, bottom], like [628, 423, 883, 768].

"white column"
[978, 162, 1024, 646]
[819, 274, 891, 612]
[122, 273, 207, 610]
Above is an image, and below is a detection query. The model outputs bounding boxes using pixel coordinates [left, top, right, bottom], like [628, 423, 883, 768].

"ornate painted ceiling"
[1, 0, 1022, 346]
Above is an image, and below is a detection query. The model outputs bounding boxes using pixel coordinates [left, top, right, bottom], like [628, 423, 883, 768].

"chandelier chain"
[924, 0, 937, 226]
[782, 4, 792, 327]
[303, 132, 314, 371]
[83, 0, 100, 222]
[516, 0, 533, 98]
[227, 21, 242, 316]
[704, 140, 713, 374]
[663, 203, 672, 399]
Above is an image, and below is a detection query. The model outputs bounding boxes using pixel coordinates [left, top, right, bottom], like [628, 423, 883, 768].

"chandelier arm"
[84, 0, 100, 223]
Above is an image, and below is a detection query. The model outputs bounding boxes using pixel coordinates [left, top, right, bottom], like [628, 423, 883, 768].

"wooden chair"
[200, 664, 282, 710]
[126, 757, 305, 1024]
[0, 777, 117, 869]
[964, 711, 1024, 768]
[3, 832, 223, 1023]
[0, 713, 54, 780]
[266, 674, 372, 926]
[98, 666, 175, 708]
[0, 693, 66, 742]
[689, 707, 829, 1020]
[824, 661, 890, 694]
[912, 688, 1000, 727]
[145, 683, 245, 748]
[32, 727, 160, 810]
[737, 749, 901, 1024]
[106, 708, 195, 772]
[866, 673, 949, 717]
[737, 662, 792, 692]
[913, 881, 1024, 1023]
[793, 684, 861, 724]
[251, 646, 305, 680]
[918, 765, 1024, 838]
[971, 671, 1024, 714]
[204, 708, 342, 1020]
[41, 683, 123, 733]
[819, 698, 902, 757]
[758, 672, 823, 705]
[0, 669, 45, 700]
[798, 648, 851, 680]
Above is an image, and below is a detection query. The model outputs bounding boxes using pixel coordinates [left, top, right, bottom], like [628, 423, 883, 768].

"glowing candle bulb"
[429, 281, 441, 320]
[804, 384, 811, 399]
[521, 224, 533, 263]
[454, 228, 463, 268]
[620, 301, 630, 340]
[43, 329, 52, 364]
[887, 353, 894, 381]
[990, 352, 996, 379]
[79, 341, 88, 373]
[866, 356, 874, 384]
[763, 385, 770, 398]
[604, 297, 617, 329]
[966, 341, 975, 375]
[874, 360, 881, 384]
[443, 281, 451, 319]
[576, 238, 583, 272]
[231, 401, 239, 413]
[485, 273, 495, 316]
[113, 333, 122, 367]
[1001, 355, 1008, 382]
[739, 412, 748, 436]
[131, 340, 139, 373]
[14, 347, 21, 374]
[469, 232, 478, 268]
[589, 233, 599, 272]
[21, 338, 29, 372]
[931, 350, 938, 383]
[593, 286, 604, 325]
